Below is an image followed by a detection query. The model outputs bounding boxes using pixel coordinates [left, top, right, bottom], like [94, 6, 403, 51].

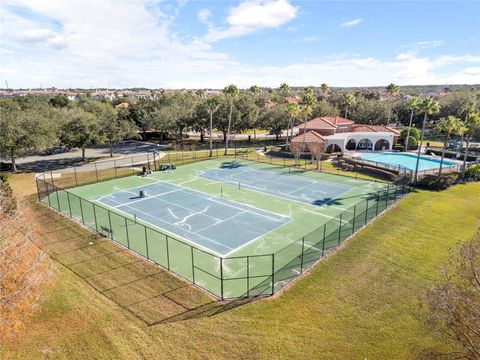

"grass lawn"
[2, 174, 479, 359]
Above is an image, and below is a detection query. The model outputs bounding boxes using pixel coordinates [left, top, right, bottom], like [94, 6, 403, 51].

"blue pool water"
[359, 152, 456, 171]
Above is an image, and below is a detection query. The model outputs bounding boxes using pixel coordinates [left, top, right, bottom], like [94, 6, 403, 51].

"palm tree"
[285, 102, 300, 149]
[206, 97, 220, 157]
[405, 96, 419, 150]
[343, 93, 355, 119]
[196, 89, 206, 98]
[223, 84, 239, 155]
[459, 100, 477, 150]
[461, 111, 480, 178]
[279, 83, 289, 96]
[249, 85, 261, 139]
[300, 92, 317, 152]
[414, 97, 441, 182]
[434, 116, 465, 175]
[386, 83, 399, 126]
[320, 83, 329, 98]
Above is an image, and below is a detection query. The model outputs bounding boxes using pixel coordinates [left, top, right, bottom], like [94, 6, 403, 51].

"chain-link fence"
[36, 148, 410, 300]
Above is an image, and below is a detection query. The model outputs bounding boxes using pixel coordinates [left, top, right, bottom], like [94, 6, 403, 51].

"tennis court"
[196, 161, 353, 206]
[96, 181, 290, 256]
[37, 157, 406, 299]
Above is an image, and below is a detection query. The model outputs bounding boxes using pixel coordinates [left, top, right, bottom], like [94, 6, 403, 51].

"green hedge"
[466, 164, 480, 180]
[417, 173, 458, 190]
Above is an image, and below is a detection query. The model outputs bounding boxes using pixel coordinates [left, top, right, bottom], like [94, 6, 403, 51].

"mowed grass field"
[2, 173, 479, 359]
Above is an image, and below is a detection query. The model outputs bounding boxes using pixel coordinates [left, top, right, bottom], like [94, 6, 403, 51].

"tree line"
[1, 84, 479, 172]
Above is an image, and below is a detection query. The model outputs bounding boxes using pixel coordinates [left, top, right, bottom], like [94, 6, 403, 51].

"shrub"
[465, 163, 480, 179]
[400, 127, 420, 141]
[427, 149, 478, 162]
[416, 174, 458, 190]
[393, 144, 404, 151]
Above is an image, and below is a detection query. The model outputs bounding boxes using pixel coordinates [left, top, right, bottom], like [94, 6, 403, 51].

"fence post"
[132, 157, 135, 175]
[246, 256, 250, 298]
[166, 236, 170, 270]
[376, 190, 380, 216]
[220, 258, 224, 300]
[54, 188, 61, 213]
[92, 204, 98, 232]
[114, 160, 118, 179]
[79, 198, 85, 224]
[191, 247, 195, 283]
[66, 192, 73, 218]
[124, 217, 130, 248]
[35, 177, 41, 202]
[49, 170, 55, 188]
[271, 254, 275, 295]
[108, 210, 113, 237]
[385, 185, 389, 208]
[352, 205, 357, 234]
[322, 224, 327, 256]
[144, 227, 149, 259]
[337, 213, 343, 244]
[74, 166, 78, 186]
[364, 199, 369, 225]
[94, 163, 99, 182]
[300, 237, 305, 273]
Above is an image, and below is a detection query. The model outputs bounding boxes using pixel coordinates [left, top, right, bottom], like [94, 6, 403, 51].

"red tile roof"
[291, 130, 325, 143]
[302, 117, 338, 130]
[351, 124, 400, 135]
[320, 116, 354, 125]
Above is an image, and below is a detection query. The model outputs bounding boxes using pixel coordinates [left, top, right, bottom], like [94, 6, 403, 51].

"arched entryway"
[374, 139, 390, 151]
[345, 139, 357, 150]
[356, 138, 373, 150]
[326, 144, 342, 153]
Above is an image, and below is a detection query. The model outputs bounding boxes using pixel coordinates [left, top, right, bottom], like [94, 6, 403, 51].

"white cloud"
[0, 0, 479, 89]
[197, 9, 211, 23]
[340, 18, 363, 28]
[203, 0, 298, 42]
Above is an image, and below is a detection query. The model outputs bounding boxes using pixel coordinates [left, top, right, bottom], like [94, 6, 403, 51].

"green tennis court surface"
[39, 158, 398, 299]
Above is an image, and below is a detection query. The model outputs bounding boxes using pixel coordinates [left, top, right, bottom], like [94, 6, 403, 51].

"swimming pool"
[359, 152, 457, 171]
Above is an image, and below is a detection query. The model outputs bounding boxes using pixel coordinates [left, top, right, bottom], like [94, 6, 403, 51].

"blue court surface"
[95, 181, 290, 256]
[195, 162, 354, 206]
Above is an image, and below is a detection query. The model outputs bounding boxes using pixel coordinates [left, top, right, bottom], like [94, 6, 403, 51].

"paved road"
[3, 141, 164, 173]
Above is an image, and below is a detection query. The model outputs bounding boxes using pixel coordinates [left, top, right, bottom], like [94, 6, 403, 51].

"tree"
[260, 104, 289, 141]
[289, 141, 304, 166]
[343, 93, 355, 119]
[423, 233, 480, 359]
[223, 84, 239, 155]
[459, 100, 477, 149]
[434, 116, 465, 175]
[414, 97, 441, 182]
[195, 89, 206, 98]
[249, 85, 262, 139]
[99, 106, 139, 157]
[279, 83, 289, 96]
[205, 97, 220, 157]
[320, 83, 329, 98]
[461, 112, 480, 178]
[405, 96, 420, 150]
[300, 91, 317, 152]
[0, 99, 57, 172]
[306, 141, 325, 169]
[60, 108, 102, 160]
[386, 83, 399, 126]
[285, 102, 300, 149]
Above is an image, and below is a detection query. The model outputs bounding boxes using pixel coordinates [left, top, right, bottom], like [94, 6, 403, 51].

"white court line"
[111, 188, 183, 208]
[193, 210, 246, 234]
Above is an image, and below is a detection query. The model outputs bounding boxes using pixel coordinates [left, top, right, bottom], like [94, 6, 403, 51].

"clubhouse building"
[291, 116, 400, 153]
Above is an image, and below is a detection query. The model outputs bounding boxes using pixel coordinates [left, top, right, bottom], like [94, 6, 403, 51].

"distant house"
[283, 96, 301, 104]
[291, 116, 400, 152]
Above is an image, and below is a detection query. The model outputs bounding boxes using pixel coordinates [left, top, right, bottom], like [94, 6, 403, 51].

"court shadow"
[31, 201, 249, 326]
[219, 161, 246, 169]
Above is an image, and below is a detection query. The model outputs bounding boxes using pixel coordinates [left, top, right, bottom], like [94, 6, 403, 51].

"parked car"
[268, 129, 283, 136]
[41, 146, 71, 156]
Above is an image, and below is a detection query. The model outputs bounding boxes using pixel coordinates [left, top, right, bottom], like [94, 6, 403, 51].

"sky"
[0, 0, 479, 89]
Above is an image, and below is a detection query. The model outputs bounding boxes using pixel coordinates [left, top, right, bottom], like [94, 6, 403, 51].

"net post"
[94, 163, 99, 183]
[300, 237, 305, 274]
[271, 254, 275, 295]
[144, 226, 149, 259]
[74, 165, 78, 186]
[322, 224, 327, 256]
[352, 205, 357, 234]
[124, 217, 130, 248]
[220, 257, 224, 300]
[337, 213, 343, 245]
[166, 236, 170, 270]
